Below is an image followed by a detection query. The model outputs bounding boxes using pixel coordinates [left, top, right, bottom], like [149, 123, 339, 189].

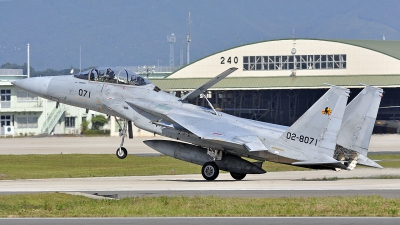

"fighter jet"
[12, 67, 383, 180]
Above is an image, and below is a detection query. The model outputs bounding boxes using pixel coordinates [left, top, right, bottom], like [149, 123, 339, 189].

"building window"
[1, 89, 11, 108]
[1, 115, 12, 127]
[243, 54, 347, 71]
[17, 91, 38, 102]
[16, 117, 38, 128]
[65, 117, 75, 128]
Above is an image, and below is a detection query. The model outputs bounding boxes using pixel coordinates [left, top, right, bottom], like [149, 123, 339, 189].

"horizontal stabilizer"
[180, 67, 238, 101]
[234, 136, 267, 151]
[358, 154, 384, 169]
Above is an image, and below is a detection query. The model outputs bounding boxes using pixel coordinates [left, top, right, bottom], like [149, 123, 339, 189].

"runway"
[1, 135, 400, 199]
[1, 169, 399, 196]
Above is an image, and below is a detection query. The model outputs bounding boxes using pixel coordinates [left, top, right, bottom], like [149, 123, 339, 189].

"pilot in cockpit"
[105, 68, 115, 81]
[130, 74, 137, 82]
[130, 74, 145, 85]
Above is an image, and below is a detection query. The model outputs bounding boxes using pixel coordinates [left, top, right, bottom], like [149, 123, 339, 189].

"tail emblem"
[321, 107, 332, 115]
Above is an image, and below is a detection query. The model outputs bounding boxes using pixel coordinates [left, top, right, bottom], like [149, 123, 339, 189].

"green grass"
[0, 193, 399, 217]
[368, 154, 400, 168]
[369, 154, 400, 160]
[0, 154, 397, 180]
[0, 154, 306, 180]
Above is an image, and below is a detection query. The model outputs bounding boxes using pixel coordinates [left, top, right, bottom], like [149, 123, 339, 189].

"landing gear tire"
[116, 147, 128, 159]
[230, 172, 246, 180]
[202, 162, 219, 181]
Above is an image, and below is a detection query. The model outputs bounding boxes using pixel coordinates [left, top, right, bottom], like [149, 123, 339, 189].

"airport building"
[152, 38, 400, 132]
[2, 38, 400, 135]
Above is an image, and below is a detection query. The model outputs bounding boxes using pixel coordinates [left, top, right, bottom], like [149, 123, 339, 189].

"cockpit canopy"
[74, 67, 151, 86]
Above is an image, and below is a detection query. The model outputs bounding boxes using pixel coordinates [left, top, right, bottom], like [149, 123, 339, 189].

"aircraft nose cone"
[11, 79, 27, 89]
[12, 77, 52, 97]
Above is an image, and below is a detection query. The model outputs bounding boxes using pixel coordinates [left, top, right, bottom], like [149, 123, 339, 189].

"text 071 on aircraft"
[12, 67, 383, 180]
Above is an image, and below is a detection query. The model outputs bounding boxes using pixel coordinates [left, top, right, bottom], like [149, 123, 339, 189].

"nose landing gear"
[116, 146, 127, 159]
[115, 117, 133, 159]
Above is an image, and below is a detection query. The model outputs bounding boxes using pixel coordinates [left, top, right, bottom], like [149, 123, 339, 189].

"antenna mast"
[186, 11, 192, 65]
[167, 33, 176, 69]
[27, 43, 30, 78]
[180, 37, 184, 67]
[80, 45, 82, 72]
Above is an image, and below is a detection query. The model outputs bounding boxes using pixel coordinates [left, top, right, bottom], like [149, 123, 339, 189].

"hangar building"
[151, 39, 400, 132]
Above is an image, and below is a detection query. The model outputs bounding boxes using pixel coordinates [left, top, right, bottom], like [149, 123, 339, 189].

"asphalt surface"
[1, 168, 399, 194]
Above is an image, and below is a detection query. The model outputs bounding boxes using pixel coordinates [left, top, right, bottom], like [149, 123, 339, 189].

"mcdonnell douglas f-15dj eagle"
[12, 67, 383, 180]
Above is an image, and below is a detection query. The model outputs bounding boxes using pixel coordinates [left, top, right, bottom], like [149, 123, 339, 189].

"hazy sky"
[1, 0, 399, 70]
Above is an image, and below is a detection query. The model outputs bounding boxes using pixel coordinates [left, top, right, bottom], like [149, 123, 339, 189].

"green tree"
[81, 119, 89, 132]
[91, 115, 108, 130]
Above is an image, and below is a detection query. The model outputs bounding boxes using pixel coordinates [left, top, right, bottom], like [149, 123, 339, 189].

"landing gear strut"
[116, 117, 128, 159]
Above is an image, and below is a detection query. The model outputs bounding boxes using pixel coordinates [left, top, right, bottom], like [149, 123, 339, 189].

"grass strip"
[0, 154, 306, 180]
[0, 193, 399, 217]
[368, 154, 400, 168]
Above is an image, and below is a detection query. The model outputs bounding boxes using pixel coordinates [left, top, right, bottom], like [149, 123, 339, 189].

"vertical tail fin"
[336, 85, 383, 169]
[337, 86, 383, 156]
[272, 86, 350, 161]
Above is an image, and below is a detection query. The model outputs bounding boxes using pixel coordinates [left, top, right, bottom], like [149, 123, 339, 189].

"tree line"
[1, 62, 94, 77]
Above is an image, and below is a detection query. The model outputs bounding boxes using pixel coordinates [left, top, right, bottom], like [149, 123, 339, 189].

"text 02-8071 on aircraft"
[12, 67, 383, 181]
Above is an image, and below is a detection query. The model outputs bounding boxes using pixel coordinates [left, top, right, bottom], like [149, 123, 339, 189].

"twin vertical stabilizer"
[336, 86, 384, 168]
[271, 86, 350, 164]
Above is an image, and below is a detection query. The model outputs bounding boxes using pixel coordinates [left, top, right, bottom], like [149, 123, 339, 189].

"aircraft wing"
[126, 98, 267, 151]
[180, 67, 238, 102]
[165, 112, 267, 151]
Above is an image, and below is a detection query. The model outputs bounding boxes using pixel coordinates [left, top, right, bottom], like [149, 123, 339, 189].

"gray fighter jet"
[12, 67, 383, 180]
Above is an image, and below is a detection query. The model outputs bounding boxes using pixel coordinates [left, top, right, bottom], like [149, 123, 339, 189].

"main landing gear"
[201, 148, 247, 181]
[201, 162, 219, 181]
[230, 172, 246, 180]
[201, 162, 247, 181]
[115, 117, 133, 159]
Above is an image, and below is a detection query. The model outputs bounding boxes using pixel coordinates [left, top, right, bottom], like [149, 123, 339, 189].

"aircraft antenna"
[79, 45, 82, 72]
[180, 36, 184, 67]
[186, 11, 192, 65]
[167, 33, 176, 70]
[27, 43, 30, 78]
